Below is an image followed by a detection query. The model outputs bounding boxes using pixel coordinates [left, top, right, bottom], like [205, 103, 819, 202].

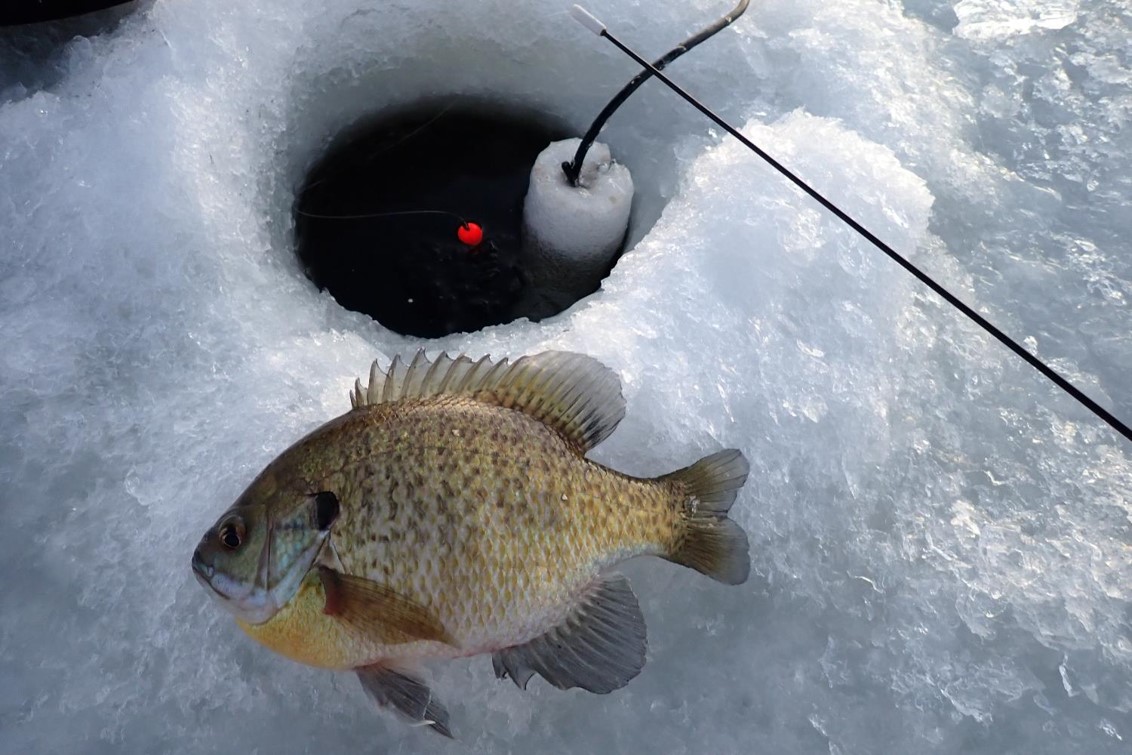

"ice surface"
[2, 0, 1131, 753]
[954, 0, 1080, 40]
[522, 138, 634, 297]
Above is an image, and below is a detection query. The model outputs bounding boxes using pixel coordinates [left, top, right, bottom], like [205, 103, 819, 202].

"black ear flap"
[314, 492, 340, 531]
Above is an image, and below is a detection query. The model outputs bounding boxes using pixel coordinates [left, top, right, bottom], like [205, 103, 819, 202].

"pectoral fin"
[357, 666, 453, 739]
[492, 574, 647, 694]
[318, 567, 457, 647]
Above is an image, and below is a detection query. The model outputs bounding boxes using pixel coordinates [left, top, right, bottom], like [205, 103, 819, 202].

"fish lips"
[191, 546, 277, 624]
[190, 549, 214, 588]
[191, 546, 232, 604]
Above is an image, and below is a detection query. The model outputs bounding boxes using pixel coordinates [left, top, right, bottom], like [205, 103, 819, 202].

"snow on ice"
[1, 0, 1130, 752]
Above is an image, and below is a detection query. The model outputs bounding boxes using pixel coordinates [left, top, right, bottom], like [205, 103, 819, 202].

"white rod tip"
[570, 5, 606, 36]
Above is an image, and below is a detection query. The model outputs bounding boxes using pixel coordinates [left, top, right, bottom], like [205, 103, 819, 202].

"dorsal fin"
[350, 350, 626, 451]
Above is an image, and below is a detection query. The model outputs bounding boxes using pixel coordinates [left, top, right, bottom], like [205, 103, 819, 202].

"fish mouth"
[191, 546, 278, 623]
[191, 550, 220, 593]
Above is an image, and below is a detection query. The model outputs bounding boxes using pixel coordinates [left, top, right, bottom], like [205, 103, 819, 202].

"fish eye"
[218, 517, 245, 550]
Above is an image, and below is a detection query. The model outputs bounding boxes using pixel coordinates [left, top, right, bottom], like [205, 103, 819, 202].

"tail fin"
[659, 449, 750, 585]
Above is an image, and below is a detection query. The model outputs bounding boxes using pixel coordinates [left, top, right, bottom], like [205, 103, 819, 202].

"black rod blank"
[570, 5, 1132, 444]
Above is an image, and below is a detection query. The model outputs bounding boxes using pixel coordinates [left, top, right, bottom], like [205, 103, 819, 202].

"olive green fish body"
[194, 350, 750, 737]
[315, 398, 680, 664]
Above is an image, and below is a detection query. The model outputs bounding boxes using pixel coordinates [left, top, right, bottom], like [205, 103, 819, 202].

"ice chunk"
[954, 0, 1080, 40]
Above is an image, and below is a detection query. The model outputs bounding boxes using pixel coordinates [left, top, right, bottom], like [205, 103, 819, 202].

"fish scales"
[326, 397, 679, 660]
[193, 350, 750, 737]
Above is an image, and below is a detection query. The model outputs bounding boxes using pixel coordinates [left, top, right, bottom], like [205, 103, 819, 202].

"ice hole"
[294, 100, 635, 338]
[1, 0, 135, 26]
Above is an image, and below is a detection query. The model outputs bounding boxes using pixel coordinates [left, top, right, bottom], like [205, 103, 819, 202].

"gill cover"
[192, 477, 340, 625]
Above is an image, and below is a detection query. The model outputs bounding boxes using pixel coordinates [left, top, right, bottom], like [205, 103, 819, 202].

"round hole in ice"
[294, 100, 634, 339]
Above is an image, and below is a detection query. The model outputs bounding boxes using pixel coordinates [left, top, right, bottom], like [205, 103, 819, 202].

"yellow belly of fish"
[236, 574, 352, 669]
[235, 573, 392, 670]
[237, 571, 466, 670]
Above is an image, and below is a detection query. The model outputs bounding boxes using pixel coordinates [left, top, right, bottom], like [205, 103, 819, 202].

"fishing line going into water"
[569, 4, 1132, 444]
[298, 101, 458, 197]
[295, 208, 484, 247]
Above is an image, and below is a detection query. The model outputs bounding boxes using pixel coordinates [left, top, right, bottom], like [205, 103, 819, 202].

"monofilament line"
[296, 208, 470, 225]
[569, 4, 1132, 444]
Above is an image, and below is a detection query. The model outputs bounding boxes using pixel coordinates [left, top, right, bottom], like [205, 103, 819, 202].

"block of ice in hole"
[522, 138, 633, 305]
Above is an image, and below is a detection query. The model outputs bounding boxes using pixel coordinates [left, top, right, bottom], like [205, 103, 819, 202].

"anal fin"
[492, 574, 647, 694]
[357, 666, 453, 739]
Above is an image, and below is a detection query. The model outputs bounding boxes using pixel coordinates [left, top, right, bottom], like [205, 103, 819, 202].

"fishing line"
[296, 208, 484, 246]
[296, 208, 466, 223]
[298, 101, 458, 198]
[569, 4, 1132, 444]
[562, 0, 750, 186]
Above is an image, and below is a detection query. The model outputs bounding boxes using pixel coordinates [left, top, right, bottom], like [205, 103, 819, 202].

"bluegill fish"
[192, 350, 749, 736]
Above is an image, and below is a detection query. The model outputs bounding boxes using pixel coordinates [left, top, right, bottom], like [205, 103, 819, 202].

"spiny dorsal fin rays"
[402, 350, 431, 397]
[349, 350, 627, 452]
[382, 354, 402, 403]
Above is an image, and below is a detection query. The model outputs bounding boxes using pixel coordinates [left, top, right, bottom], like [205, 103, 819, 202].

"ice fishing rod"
[570, 4, 1132, 444]
[562, 0, 750, 185]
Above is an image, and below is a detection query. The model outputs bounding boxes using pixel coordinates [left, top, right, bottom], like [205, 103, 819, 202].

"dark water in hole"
[295, 104, 583, 338]
[1, 0, 135, 26]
